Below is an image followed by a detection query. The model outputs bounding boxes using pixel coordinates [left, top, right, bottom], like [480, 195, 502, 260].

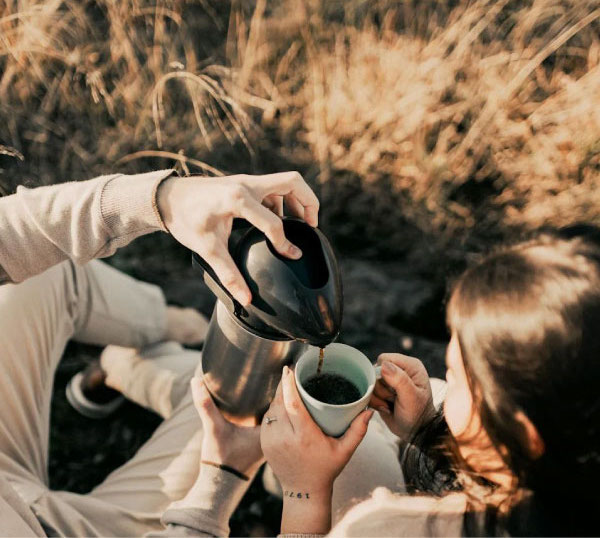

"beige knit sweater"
[0, 170, 252, 537]
[0, 171, 466, 537]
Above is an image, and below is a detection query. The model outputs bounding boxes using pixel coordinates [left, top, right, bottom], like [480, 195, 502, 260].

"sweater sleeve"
[145, 464, 253, 537]
[0, 170, 173, 283]
[327, 488, 466, 537]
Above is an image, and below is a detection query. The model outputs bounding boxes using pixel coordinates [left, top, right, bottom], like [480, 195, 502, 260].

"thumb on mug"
[340, 409, 374, 455]
[381, 361, 413, 393]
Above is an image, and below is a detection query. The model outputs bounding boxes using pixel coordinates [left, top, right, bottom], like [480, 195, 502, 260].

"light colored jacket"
[0, 171, 251, 537]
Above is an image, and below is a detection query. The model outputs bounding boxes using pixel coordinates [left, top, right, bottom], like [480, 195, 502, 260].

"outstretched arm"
[0, 171, 319, 303]
[0, 170, 173, 284]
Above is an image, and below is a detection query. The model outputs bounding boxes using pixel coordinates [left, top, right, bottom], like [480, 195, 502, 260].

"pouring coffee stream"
[316, 347, 325, 376]
[193, 217, 343, 425]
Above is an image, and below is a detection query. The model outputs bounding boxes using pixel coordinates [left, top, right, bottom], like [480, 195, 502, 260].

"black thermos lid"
[193, 217, 343, 346]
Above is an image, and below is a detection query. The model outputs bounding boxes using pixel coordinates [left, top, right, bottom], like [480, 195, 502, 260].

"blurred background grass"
[2, 0, 600, 534]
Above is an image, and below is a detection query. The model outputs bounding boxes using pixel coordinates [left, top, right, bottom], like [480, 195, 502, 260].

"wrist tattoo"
[284, 490, 310, 499]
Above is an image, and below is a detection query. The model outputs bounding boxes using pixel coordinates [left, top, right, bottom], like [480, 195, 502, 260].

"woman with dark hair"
[193, 226, 600, 537]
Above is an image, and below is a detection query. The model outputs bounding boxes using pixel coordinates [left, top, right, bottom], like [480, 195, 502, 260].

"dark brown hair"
[407, 225, 600, 536]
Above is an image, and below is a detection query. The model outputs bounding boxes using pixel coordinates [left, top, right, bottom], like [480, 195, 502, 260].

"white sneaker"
[66, 371, 125, 419]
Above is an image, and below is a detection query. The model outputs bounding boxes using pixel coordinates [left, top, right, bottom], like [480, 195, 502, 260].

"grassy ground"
[2, 0, 600, 534]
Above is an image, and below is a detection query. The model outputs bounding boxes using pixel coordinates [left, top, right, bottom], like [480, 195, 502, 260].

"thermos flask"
[193, 217, 343, 424]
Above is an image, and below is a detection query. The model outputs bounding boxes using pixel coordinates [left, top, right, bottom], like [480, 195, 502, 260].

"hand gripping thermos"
[192, 217, 343, 425]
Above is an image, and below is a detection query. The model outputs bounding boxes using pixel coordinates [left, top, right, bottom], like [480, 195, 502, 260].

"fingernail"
[283, 366, 289, 377]
[378, 405, 391, 415]
[288, 244, 302, 259]
[382, 362, 397, 375]
[235, 289, 252, 307]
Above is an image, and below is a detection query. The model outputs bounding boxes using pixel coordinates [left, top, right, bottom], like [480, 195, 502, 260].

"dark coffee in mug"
[303, 372, 361, 405]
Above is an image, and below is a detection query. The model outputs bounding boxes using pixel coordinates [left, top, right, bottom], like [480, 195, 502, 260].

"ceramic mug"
[294, 343, 380, 437]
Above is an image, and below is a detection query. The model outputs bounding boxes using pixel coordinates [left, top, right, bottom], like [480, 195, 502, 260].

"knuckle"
[203, 245, 219, 259]
[289, 399, 302, 413]
[200, 239, 219, 259]
[267, 220, 284, 240]
[230, 185, 247, 204]
[200, 396, 213, 410]
[220, 273, 238, 289]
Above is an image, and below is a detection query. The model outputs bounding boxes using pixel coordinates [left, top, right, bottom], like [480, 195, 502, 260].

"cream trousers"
[0, 260, 410, 536]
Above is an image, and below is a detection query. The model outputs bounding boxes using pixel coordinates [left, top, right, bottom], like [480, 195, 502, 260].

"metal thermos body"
[201, 300, 308, 423]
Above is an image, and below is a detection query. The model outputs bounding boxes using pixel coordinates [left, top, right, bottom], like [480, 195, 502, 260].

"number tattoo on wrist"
[284, 490, 310, 499]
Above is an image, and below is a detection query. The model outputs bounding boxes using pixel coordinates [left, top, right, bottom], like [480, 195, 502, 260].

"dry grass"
[245, 0, 600, 241]
[1, 0, 600, 257]
[0, 1, 242, 181]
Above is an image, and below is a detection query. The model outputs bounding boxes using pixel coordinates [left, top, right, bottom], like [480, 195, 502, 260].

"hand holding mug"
[370, 353, 435, 440]
[261, 366, 373, 496]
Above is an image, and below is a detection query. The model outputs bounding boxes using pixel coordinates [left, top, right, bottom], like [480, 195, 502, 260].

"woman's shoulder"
[330, 488, 468, 537]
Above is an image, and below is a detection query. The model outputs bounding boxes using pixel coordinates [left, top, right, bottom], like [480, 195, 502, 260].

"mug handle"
[373, 364, 382, 380]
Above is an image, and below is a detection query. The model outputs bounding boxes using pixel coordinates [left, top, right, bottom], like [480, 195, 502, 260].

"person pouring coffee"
[0, 169, 319, 537]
